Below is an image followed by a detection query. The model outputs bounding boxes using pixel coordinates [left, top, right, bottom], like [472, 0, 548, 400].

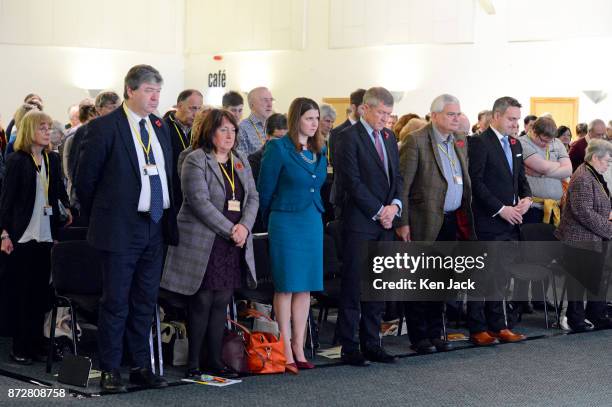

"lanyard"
[31, 152, 50, 205]
[248, 118, 266, 145]
[218, 155, 237, 200]
[123, 104, 154, 164]
[171, 117, 190, 150]
[437, 142, 457, 172]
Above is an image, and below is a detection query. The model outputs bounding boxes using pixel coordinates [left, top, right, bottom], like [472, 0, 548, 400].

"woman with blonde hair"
[0, 110, 71, 364]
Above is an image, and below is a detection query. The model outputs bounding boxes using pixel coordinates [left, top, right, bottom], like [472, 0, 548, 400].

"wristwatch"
[1, 233, 10, 240]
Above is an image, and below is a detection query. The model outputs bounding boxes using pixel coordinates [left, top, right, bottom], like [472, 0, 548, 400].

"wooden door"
[322, 97, 350, 128]
[530, 97, 579, 136]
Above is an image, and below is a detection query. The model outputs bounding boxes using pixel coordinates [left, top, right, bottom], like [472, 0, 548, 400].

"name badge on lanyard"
[143, 164, 159, 176]
[228, 199, 241, 212]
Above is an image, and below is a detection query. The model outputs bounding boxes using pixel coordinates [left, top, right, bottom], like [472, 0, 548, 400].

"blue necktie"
[139, 119, 164, 223]
[502, 135, 513, 174]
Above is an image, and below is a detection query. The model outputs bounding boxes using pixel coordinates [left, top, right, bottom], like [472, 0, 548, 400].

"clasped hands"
[500, 197, 532, 225]
[379, 204, 399, 230]
[231, 224, 248, 248]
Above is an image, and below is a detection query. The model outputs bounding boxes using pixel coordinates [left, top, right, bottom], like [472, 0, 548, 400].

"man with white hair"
[569, 118, 606, 172]
[396, 94, 476, 353]
[237, 87, 274, 155]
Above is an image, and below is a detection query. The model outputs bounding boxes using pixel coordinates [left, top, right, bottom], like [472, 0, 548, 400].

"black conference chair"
[47, 241, 165, 374]
[503, 223, 562, 329]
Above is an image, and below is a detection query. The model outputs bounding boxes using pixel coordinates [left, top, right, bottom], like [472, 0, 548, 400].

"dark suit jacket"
[399, 123, 476, 241]
[328, 118, 352, 167]
[468, 128, 532, 238]
[0, 150, 69, 240]
[164, 114, 191, 209]
[336, 121, 403, 234]
[76, 107, 178, 252]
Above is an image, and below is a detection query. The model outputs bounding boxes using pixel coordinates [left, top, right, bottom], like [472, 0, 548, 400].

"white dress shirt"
[124, 106, 170, 212]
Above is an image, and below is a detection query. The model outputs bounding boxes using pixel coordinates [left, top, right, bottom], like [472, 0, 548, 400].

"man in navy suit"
[467, 96, 532, 346]
[328, 88, 365, 168]
[335, 87, 403, 366]
[76, 65, 178, 393]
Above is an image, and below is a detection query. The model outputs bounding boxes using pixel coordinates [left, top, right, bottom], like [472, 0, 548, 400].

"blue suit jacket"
[257, 136, 327, 222]
[76, 106, 178, 252]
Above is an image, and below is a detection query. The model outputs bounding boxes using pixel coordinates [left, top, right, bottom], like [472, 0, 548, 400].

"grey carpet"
[0, 328, 610, 406]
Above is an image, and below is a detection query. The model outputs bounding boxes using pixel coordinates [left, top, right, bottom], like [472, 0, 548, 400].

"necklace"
[299, 150, 317, 164]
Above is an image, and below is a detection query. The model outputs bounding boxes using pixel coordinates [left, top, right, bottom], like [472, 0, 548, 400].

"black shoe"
[430, 338, 453, 352]
[591, 318, 612, 330]
[9, 352, 33, 365]
[569, 324, 594, 333]
[363, 346, 397, 363]
[129, 367, 168, 389]
[207, 366, 240, 379]
[185, 368, 203, 379]
[340, 350, 370, 366]
[410, 339, 436, 354]
[100, 370, 127, 394]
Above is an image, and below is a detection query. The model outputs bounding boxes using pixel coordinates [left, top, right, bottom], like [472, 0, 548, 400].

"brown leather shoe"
[488, 329, 526, 343]
[470, 331, 498, 346]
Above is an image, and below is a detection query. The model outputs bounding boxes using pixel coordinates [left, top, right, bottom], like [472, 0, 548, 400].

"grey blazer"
[161, 148, 259, 295]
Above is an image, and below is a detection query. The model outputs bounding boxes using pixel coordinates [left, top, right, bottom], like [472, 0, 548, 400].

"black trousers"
[97, 216, 163, 371]
[405, 213, 456, 343]
[564, 244, 609, 328]
[466, 228, 519, 334]
[187, 288, 233, 370]
[338, 228, 392, 352]
[9, 241, 53, 357]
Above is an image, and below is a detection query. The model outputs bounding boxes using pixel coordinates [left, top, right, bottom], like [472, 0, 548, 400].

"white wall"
[185, 0, 612, 129]
[4, 0, 612, 130]
[0, 0, 184, 126]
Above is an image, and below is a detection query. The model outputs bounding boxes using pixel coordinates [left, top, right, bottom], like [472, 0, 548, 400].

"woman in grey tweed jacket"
[555, 139, 612, 332]
[161, 109, 258, 378]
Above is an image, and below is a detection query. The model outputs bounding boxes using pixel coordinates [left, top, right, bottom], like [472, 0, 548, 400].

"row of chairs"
[45, 221, 569, 373]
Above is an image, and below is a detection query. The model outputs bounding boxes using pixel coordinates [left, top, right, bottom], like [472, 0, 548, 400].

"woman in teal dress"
[257, 97, 327, 373]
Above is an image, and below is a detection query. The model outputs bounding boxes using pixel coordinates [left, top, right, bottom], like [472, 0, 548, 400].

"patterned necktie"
[502, 135, 513, 174]
[373, 130, 385, 164]
[140, 119, 164, 223]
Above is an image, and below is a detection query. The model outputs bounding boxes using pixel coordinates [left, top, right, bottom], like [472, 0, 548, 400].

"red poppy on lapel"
[235, 162, 244, 171]
[155, 119, 162, 128]
[510, 137, 517, 145]
[455, 140, 465, 148]
[383, 130, 389, 140]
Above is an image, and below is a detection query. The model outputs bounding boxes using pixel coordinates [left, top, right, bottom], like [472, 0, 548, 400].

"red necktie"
[374, 130, 385, 164]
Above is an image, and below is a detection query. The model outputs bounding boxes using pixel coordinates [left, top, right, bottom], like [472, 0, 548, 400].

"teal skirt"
[268, 204, 323, 292]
